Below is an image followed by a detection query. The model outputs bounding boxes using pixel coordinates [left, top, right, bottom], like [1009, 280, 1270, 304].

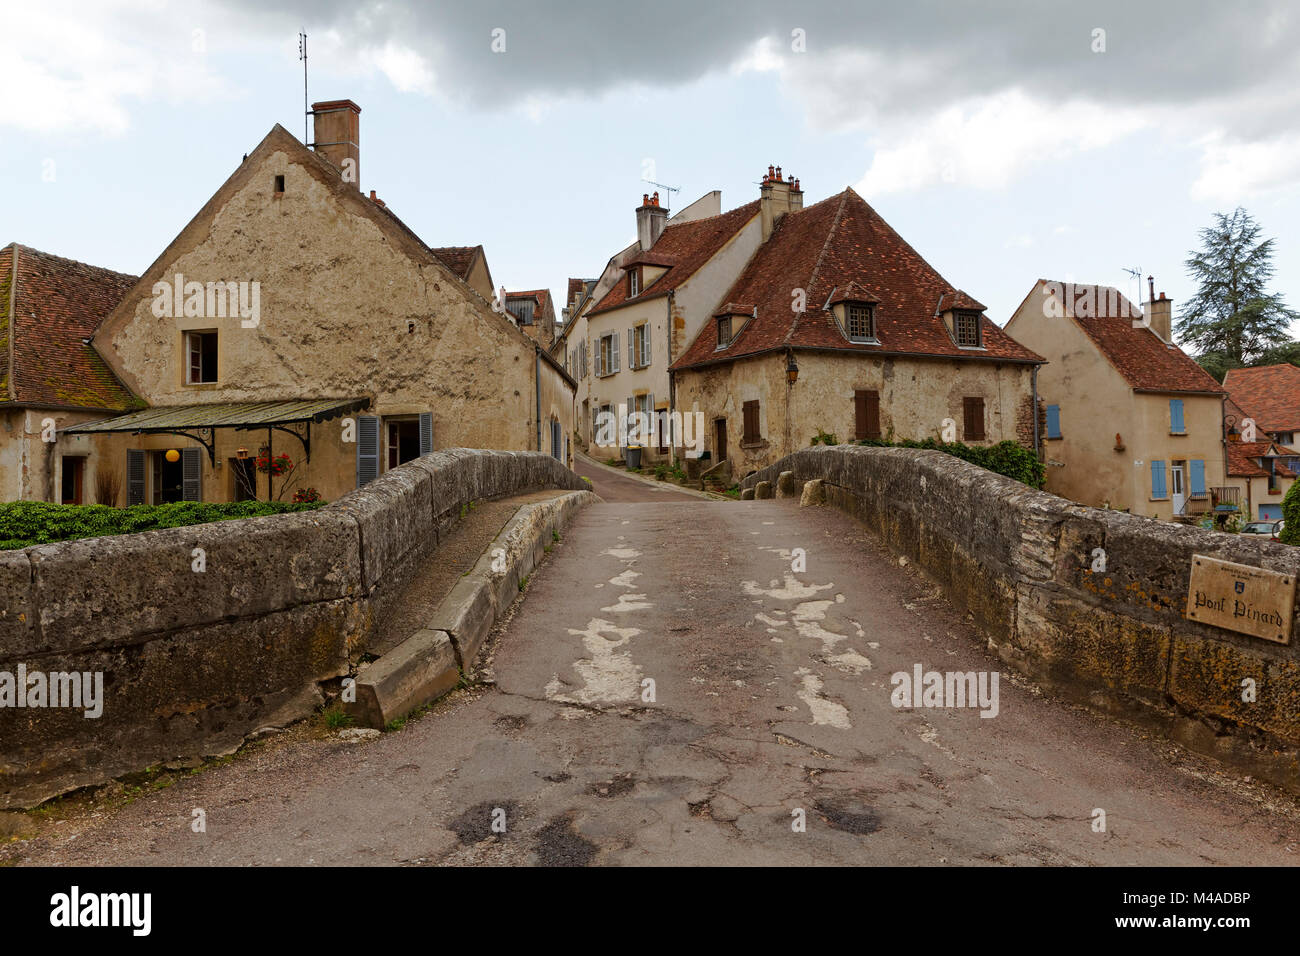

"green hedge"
[0, 500, 325, 550]
[1282, 481, 1299, 546]
[853, 437, 1046, 489]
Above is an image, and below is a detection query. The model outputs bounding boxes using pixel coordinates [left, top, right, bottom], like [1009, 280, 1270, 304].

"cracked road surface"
[10, 493, 1300, 866]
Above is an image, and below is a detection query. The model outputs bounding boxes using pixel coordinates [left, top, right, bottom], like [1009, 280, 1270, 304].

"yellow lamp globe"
[164, 449, 180, 463]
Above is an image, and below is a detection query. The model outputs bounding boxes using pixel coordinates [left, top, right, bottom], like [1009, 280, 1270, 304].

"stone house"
[504, 288, 557, 349]
[552, 277, 597, 451]
[670, 177, 1043, 479]
[579, 188, 762, 464]
[0, 244, 141, 503]
[1224, 363, 1300, 446]
[1004, 279, 1228, 520]
[1225, 439, 1297, 523]
[35, 99, 575, 505]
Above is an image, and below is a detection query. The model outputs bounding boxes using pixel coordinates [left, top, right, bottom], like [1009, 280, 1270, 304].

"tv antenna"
[641, 178, 680, 207]
[1122, 265, 1143, 304]
[298, 31, 308, 143]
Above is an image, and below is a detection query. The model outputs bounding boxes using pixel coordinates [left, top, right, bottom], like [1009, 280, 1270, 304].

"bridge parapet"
[745, 445, 1300, 791]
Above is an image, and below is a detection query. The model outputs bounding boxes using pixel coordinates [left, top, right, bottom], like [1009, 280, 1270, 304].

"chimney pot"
[775, 166, 782, 179]
[768, 165, 775, 180]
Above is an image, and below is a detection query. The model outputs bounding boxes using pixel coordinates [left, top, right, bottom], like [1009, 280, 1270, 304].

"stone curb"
[576, 453, 728, 501]
[346, 490, 598, 728]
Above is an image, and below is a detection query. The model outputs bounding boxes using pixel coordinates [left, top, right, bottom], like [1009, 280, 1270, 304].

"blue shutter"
[1150, 460, 1167, 498]
[1170, 399, 1185, 433]
[1190, 459, 1206, 496]
[1046, 404, 1061, 439]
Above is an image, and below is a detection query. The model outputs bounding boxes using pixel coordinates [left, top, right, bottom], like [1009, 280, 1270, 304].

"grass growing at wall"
[0, 500, 325, 550]
[1282, 481, 1299, 546]
[852, 437, 1047, 490]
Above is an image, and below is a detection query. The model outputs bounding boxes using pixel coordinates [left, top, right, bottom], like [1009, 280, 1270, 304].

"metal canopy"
[66, 398, 371, 465]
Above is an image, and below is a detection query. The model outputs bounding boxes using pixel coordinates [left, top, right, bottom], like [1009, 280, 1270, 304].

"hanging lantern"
[164, 448, 180, 463]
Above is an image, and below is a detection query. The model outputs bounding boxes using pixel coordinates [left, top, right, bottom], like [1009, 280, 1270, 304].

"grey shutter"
[629, 329, 635, 368]
[644, 324, 651, 366]
[612, 332, 620, 372]
[181, 447, 203, 501]
[419, 411, 433, 455]
[126, 449, 145, 506]
[357, 415, 380, 487]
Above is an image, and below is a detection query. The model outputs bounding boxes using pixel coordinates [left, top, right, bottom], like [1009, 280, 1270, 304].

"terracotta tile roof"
[672, 188, 1042, 370]
[566, 277, 586, 307]
[588, 200, 760, 316]
[505, 289, 556, 326]
[1223, 364, 1300, 432]
[715, 302, 757, 317]
[1041, 280, 1224, 394]
[1227, 440, 1300, 478]
[428, 245, 480, 280]
[1, 243, 139, 410]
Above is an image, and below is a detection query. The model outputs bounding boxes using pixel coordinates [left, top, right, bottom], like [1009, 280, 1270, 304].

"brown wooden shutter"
[855, 389, 881, 440]
[963, 397, 985, 441]
[743, 400, 759, 444]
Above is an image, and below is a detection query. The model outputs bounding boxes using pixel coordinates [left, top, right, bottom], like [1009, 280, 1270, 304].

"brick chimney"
[1145, 276, 1173, 344]
[311, 99, 361, 189]
[760, 165, 801, 242]
[637, 191, 668, 251]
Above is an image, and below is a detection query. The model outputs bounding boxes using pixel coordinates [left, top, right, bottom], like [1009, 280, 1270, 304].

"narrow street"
[7, 484, 1300, 866]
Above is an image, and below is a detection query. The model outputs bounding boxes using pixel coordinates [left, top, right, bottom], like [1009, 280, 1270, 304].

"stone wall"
[0, 449, 586, 808]
[743, 444, 1300, 791]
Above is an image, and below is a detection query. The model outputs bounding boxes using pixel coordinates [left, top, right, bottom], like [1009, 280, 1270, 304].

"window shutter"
[1170, 399, 1185, 433]
[419, 411, 434, 456]
[855, 389, 881, 440]
[126, 449, 146, 506]
[357, 415, 380, 487]
[1190, 459, 1207, 496]
[1150, 459, 1167, 498]
[1046, 404, 1061, 439]
[743, 400, 759, 443]
[181, 447, 203, 501]
[612, 332, 620, 372]
[644, 324, 651, 366]
[963, 397, 985, 440]
[628, 329, 635, 368]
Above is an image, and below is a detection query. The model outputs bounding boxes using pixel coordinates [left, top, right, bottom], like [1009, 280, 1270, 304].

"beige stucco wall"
[1006, 285, 1226, 519]
[675, 350, 1035, 478]
[1, 408, 115, 503]
[79, 132, 572, 503]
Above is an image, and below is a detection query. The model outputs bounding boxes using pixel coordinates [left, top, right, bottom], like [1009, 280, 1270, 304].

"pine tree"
[1178, 207, 1297, 366]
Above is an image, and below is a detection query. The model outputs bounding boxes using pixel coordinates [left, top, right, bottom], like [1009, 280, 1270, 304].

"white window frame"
[185, 330, 218, 384]
[846, 304, 875, 343]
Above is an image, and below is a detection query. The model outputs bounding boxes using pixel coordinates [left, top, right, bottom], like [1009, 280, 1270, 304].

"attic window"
[846, 303, 875, 343]
[717, 315, 732, 349]
[629, 268, 640, 297]
[274, 175, 285, 194]
[955, 311, 981, 347]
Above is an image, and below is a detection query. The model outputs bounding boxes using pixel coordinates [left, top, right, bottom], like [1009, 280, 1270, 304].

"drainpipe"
[667, 290, 677, 467]
[1031, 365, 1040, 457]
[535, 345, 542, 452]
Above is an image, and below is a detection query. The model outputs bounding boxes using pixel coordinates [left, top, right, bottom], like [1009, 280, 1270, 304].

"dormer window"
[717, 315, 732, 348]
[629, 268, 640, 297]
[955, 310, 982, 347]
[847, 303, 875, 343]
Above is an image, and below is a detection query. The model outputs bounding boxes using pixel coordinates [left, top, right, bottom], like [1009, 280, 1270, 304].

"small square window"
[847, 304, 874, 342]
[955, 311, 981, 347]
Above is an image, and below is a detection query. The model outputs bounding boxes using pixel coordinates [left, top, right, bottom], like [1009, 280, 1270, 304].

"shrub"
[1281, 481, 1299, 545]
[811, 429, 839, 446]
[0, 499, 325, 550]
[292, 486, 322, 503]
[853, 437, 1045, 489]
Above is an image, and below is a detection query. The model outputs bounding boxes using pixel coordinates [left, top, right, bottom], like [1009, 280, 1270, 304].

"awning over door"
[66, 398, 371, 464]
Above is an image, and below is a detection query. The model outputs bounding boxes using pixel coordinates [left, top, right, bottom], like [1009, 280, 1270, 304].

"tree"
[1178, 207, 1298, 366]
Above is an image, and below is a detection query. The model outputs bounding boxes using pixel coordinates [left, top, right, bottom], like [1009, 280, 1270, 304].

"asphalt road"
[7, 492, 1300, 866]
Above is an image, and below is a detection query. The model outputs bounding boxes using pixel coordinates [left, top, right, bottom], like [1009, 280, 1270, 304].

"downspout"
[667, 290, 676, 466]
[535, 345, 542, 452]
[1031, 365, 1040, 457]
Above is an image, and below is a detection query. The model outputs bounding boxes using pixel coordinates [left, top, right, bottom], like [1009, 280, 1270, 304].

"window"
[598, 332, 619, 376]
[847, 304, 875, 342]
[855, 389, 881, 440]
[185, 331, 218, 384]
[1150, 460, 1168, 499]
[1045, 404, 1062, 439]
[962, 396, 985, 441]
[630, 324, 651, 368]
[955, 311, 981, 347]
[273, 174, 285, 194]
[1169, 398, 1185, 434]
[717, 316, 732, 348]
[388, 419, 421, 468]
[507, 299, 534, 325]
[742, 400, 761, 444]
[629, 268, 640, 297]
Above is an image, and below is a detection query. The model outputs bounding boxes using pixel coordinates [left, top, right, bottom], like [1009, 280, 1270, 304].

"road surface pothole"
[448, 800, 521, 845]
[814, 797, 882, 835]
[494, 715, 529, 732]
[587, 772, 635, 798]
[533, 815, 598, 866]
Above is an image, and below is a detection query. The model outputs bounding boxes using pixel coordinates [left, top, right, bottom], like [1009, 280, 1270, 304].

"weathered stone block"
[740, 487, 755, 501]
[776, 471, 799, 498]
[0, 550, 33, 653]
[347, 628, 460, 729]
[754, 481, 773, 500]
[1169, 635, 1300, 747]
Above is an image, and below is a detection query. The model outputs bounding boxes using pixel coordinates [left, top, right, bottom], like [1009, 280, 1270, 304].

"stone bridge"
[3, 447, 1299, 865]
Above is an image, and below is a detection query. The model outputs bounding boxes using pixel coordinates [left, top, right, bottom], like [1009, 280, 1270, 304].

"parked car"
[1241, 521, 1277, 535]
[1274, 519, 1286, 542]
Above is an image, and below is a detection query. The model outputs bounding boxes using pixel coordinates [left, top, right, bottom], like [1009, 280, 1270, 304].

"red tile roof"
[1223, 364, 1300, 432]
[588, 200, 760, 316]
[427, 245, 480, 280]
[1227, 440, 1299, 478]
[505, 289, 557, 327]
[1039, 281, 1225, 394]
[672, 188, 1042, 370]
[1, 244, 139, 410]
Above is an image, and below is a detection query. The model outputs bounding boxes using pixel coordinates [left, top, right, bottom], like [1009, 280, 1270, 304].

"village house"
[504, 288, 558, 349]
[16, 99, 575, 506]
[0, 244, 142, 503]
[1225, 439, 1297, 523]
[1220, 364, 1300, 521]
[1004, 279, 1228, 521]
[1224, 363, 1300, 445]
[551, 277, 597, 451]
[670, 173, 1043, 479]
[581, 188, 764, 464]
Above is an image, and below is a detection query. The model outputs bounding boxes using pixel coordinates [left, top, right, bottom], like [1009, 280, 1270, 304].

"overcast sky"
[4, 0, 1299, 340]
